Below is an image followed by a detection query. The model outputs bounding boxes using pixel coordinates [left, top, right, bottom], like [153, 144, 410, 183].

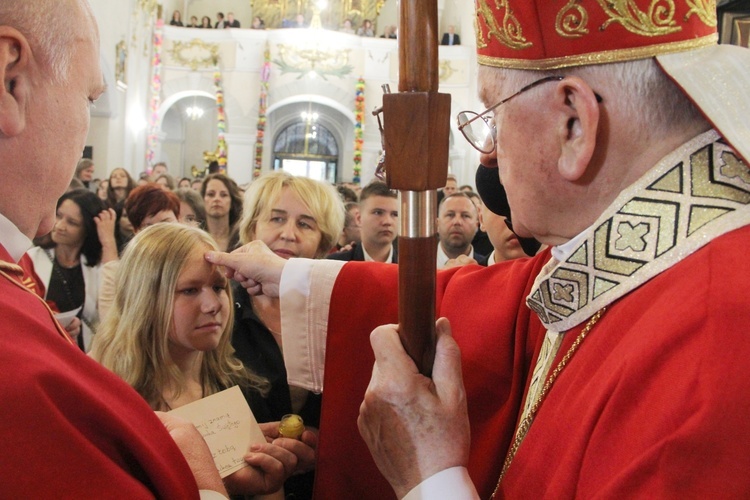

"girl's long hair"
[91, 223, 268, 409]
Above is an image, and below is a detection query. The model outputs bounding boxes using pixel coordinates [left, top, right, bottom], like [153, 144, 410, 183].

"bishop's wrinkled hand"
[357, 318, 471, 498]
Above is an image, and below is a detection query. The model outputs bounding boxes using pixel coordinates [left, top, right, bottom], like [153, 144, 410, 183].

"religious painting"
[115, 40, 127, 90]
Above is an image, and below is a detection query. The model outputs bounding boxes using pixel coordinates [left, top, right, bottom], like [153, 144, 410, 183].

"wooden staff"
[383, 0, 450, 375]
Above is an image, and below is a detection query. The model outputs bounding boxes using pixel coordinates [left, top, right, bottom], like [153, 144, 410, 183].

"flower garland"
[145, 18, 163, 171]
[254, 45, 271, 179]
[353, 77, 365, 184]
[214, 67, 228, 173]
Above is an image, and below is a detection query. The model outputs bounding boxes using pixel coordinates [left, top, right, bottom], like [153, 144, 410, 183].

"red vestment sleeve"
[314, 252, 551, 498]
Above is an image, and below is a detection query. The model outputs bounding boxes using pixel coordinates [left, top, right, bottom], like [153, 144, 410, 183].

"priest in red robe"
[0, 1, 231, 496]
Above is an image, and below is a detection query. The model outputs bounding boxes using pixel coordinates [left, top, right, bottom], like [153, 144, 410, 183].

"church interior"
[87, 0, 482, 187]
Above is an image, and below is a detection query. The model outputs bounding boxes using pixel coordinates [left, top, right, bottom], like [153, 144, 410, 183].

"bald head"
[0, 0, 103, 238]
[0, 0, 91, 83]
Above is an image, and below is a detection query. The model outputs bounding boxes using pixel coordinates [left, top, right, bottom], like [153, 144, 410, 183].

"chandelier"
[186, 105, 204, 120]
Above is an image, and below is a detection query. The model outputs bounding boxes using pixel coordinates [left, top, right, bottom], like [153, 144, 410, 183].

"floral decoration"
[213, 68, 228, 172]
[254, 45, 271, 178]
[353, 77, 365, 184]
[146, 18, 163, 171]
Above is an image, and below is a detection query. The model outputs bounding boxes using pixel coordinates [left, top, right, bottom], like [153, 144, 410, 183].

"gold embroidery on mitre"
[556, 0, 590, 38]
[475, 0, 533, 51]
[474, 15, 486, 49]
[476, 33, 717, 69]
[685, 0, 717, 27]
[596, 0, 681, 37]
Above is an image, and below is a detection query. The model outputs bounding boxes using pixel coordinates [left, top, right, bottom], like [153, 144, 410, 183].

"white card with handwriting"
[169, 385, 266, 478]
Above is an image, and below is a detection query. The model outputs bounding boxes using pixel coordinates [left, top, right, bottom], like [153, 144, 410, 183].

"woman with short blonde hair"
[239, 171, 344, 257]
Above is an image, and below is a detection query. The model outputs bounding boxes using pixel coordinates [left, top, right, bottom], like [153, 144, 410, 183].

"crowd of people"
[171, 10, 241, 29]
[165, 8, 454, 38]
[5, 0, 750, 498]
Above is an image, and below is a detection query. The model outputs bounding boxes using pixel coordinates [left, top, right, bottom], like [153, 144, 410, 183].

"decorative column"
[353, 76, 365, 185]
[145, 17, 164, 172]
[224, 133, 256, 185]
[214, 66, 228, 174]
[253, 44, 271, 180]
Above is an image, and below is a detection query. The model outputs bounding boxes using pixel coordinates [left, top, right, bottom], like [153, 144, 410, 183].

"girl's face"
[169, 246, 230, 358]
[252, 187, 323, 259]
[179, 201, 200, 227]
[204, 179, 231, 219]
[52, 200, 86, 248]
[155, 176, 171, 190]
[109, 168, 129, 189]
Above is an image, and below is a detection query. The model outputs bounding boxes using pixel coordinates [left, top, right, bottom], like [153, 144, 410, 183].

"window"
[273, 119, 338, 183]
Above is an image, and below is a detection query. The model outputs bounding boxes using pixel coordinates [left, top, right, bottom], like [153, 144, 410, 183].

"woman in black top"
[26, 189, 116, 351]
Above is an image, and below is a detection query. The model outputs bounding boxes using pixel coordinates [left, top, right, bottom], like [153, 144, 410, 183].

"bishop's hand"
[357, 318, 471, 498]
[205, 240, 286, 297]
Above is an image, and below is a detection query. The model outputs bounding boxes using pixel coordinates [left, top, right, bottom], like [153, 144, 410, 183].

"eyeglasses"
[457, 76, 602, 154]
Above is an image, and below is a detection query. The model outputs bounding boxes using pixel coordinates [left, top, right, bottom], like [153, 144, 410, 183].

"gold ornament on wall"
[275, 44, 353, 79]
[168, 39, 220, 71]
[438, 60, 455, 81]
[136, 0, 159, 16]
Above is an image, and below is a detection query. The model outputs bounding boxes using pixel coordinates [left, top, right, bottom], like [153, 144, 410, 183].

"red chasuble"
[314, 225, 750, 498]
[0, 245, 199, 498]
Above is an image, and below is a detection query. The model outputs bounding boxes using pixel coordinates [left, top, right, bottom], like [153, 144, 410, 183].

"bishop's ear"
[554, 76, 600, 182]
[0, 28, 30, 138]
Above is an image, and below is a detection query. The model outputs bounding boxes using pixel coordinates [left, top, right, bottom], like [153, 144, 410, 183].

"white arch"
[157, 90, 216, 129]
